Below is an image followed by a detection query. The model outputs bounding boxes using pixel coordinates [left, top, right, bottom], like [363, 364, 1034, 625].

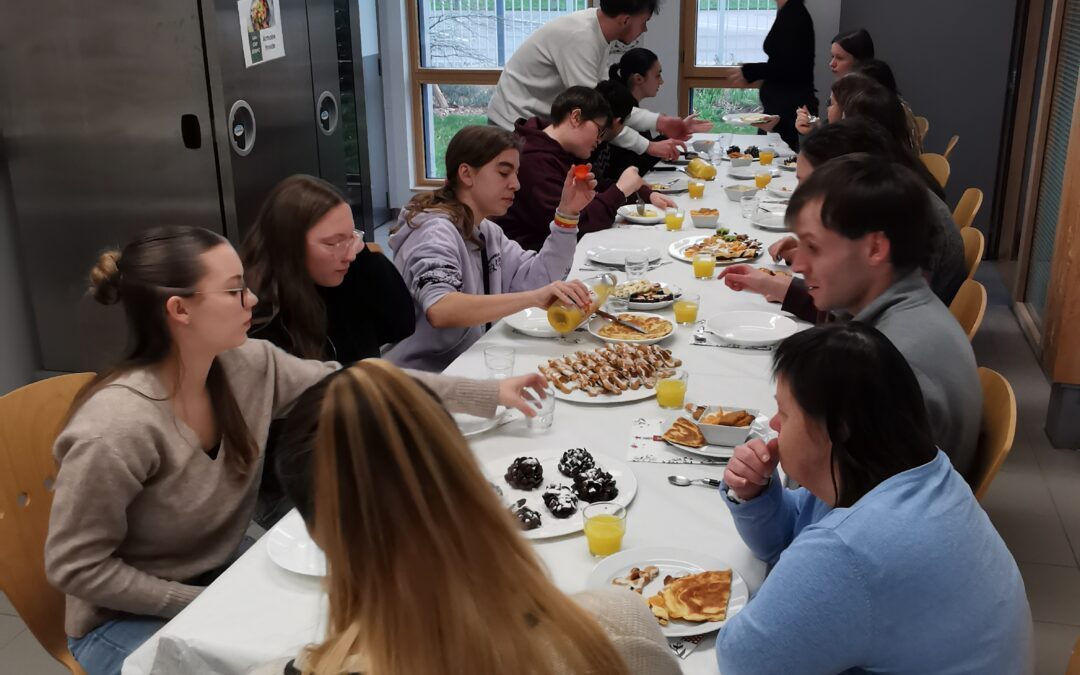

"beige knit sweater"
[250, 588, 680, 675]
[45, 339, 498, 637]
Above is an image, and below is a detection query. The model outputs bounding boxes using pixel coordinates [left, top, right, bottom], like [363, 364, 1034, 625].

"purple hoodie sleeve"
[490, 221, 577, 293]
[394, 219, 466, 313]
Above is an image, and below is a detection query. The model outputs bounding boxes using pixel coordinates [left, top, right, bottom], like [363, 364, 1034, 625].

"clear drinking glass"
[522, 383, 556, 432]
[606, 296, 629, 315]
[624, 252, 649, 280]
[583, 502, 626, 557]
[483, 346, 515, 379]
[740, 191, 759, 219]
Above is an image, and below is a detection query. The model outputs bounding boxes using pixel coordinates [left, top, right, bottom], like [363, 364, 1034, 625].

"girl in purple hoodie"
[385, 125, 596, 372]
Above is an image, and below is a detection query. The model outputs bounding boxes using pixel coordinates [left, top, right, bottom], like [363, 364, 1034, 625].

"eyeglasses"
[587, 119, 611, 142]
[318, 229, 363, 257]
[191, 283, 252, 308]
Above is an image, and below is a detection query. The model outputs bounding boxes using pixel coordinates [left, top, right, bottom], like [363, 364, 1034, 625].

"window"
[678, 0, 775, 127]
[407, 1, 592, 182]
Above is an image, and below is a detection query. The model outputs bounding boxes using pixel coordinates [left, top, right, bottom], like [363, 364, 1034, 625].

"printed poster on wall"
[239, 0, 285, 68]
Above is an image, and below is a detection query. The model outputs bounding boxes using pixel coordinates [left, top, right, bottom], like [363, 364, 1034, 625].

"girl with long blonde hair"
[255, 360, 679, 675]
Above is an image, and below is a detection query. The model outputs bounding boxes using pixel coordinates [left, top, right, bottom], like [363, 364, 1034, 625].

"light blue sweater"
[717, 451, 1033, 674]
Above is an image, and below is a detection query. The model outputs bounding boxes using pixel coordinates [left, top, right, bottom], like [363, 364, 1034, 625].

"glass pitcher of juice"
[547, 273, 615, 333]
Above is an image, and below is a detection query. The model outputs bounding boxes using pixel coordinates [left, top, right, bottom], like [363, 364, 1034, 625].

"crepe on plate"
[597, 314, 673, 341]
[662, 417, 706, 449]
[647, 570, 733, 626]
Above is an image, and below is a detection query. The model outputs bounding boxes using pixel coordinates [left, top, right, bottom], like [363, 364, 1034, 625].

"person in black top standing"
[241, 174, 415, 364]
[729, 0, 817, 151]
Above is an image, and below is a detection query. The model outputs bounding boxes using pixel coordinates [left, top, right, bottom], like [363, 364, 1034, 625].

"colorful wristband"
[553, 211, 580, 229]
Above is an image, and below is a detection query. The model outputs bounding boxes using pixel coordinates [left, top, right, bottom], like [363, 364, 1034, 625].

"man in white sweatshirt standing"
[487, 0, 709, 161]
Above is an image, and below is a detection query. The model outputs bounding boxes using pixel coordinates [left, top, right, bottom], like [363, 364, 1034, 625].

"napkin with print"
[668, 634, 708, 659]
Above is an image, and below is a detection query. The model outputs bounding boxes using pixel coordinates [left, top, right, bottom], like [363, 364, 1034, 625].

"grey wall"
[0, 135, 40, 394]
[838, 0, 1018, 233]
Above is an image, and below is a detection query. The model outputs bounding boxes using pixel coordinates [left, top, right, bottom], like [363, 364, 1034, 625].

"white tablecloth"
[123, 133, 800, 675]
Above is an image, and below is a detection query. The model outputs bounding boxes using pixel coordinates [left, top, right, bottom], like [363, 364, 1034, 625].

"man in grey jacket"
[784, 153, 981, 479]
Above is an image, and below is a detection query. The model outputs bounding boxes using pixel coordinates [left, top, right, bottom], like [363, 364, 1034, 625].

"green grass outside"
[430, 113, 488, 178]
[691, 87, 763, 135]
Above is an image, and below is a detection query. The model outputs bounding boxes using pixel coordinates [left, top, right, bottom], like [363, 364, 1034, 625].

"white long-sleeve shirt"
[486, 8, 657, 154]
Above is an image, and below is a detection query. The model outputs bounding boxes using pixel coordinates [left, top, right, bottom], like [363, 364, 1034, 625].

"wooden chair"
[0, 373, 95, 675]
[971, 368, 1017, 501]
[1067, 633, 1080, 674]
[952, 188, 984, 230]
[961, 227, 985, 280]
[921, 152, 951, 188]
[365, 242, 383, 254]
[914, 115, 930, 142]
[949, 279, 987, 342]
[943, 134, 960, 159]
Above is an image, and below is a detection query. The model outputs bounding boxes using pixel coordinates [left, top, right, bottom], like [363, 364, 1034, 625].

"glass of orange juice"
[656, 369, 688, 409]
[687, 179, 706, 199]
[692, 253, 716, 280]
[754, 171, 773, 189]
[759, 150, 775, 166]
[664, 208, 685, 231]
[673, 292, 700, 325]
[584, 502, 627, 557]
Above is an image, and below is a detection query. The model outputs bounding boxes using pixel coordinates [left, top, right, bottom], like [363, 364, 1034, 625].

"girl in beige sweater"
[253, 360, 680, 675]
[45, 226, 545, 675]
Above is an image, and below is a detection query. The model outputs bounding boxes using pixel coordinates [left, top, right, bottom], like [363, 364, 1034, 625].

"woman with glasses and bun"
[241, 174, 414, 364]
[45, 226, 549, 675]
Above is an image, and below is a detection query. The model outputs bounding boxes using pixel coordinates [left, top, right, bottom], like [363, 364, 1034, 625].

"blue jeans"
[68, 615, 167, 675]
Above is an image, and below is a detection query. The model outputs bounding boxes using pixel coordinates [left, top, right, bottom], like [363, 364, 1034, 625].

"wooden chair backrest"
[972, 368, 1017, 501]
[943, 134, 960, 159]
[949, 279, 988, 342]
[961, 227, 986, 281]
[921, 152, 951, 188]
[953, 188, 984, 230]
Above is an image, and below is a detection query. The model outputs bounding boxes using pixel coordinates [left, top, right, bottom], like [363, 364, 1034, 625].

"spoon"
[668, 475, 723, 488]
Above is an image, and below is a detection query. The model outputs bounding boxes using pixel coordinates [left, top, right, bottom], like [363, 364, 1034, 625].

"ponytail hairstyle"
[607, 47, 660, 90]
[401, 125, 521, 243]
[70, 226, 258, 479]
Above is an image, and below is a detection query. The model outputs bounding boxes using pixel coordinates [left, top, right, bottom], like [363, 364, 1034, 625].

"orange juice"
[673, 299, 699, 324]
[547, 273, 615, 333]
[693, 255, 716, 279]
[688, 180, 705, 199]
[656, 378, 687, 409]
[584, 514, 625, 556]
[759, 150, 775, 166]
[755, 172, 773, 189]
[664, 210, 685, 231]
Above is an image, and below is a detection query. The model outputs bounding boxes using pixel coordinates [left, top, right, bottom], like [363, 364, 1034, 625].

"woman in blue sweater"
[718, 322, 1033, 674]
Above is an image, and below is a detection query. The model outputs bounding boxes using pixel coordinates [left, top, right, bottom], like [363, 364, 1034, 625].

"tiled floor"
[2, 264, 1078, 674]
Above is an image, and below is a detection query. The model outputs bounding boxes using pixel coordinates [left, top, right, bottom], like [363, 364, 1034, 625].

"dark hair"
[71, 226, 258, 478]
[831, 28, 875, 62]
[785, 153, 935, 270]
[801, 118, 946, 201]
[607, 47, 660, 87]
[599, 0, 660, 17]
[402, 125, 521, 242]
[273, 370, 341, 524]
[773, 322, 937, 508]
[550, 86, 613, 127]
[241, 175, 346, 360]
[594, 80, 637, 122]
[854, 58, 899, 95]
[799, 118, 895, 166]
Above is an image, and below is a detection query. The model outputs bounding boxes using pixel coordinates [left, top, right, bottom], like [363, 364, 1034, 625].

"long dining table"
[122, 133, 804, 675]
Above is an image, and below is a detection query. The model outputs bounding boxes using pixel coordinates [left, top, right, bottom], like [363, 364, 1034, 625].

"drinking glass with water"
[522, 383, 556, 432]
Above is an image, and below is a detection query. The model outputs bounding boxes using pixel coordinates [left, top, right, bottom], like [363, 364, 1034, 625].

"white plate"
[586, 245, 662, 267]
[553, 381, 659, 405]
[454, 407, 507, 438]
[266, 510, 326, 577]
[728, 166, 781, 180]
[663, 415, 771, 459]
[750, 210, 788, 232]
[779, 159, 798, 171]
[587, 312, 674, 346]
[767, 185, 795, 200]
[706, 311, 799, 347]
[721, 112, 771, 127]
[616, 205, 665, 224]
[648, 178, 689, 194]
[586, 546, 749, 638]
[668, 236, 763, 266]
[505, 307, 559, 338]
[621, 282, 682, 310]
[485, 449, 637, 540]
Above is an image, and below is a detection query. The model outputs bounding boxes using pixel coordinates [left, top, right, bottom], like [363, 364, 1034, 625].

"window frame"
[405, 0, 595, 188]
[677, 0, 763, 116]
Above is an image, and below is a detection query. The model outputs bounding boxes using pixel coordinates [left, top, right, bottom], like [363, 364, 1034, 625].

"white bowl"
[689, 210, 720, 228]
[724, 184, 758, 202]
[696, 406, 759, 446]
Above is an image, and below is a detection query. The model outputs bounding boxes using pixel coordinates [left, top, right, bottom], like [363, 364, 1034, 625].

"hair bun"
[89, 250, 123, 305]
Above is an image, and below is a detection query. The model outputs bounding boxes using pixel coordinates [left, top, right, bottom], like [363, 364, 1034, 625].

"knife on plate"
[595, 309, 648, 334]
